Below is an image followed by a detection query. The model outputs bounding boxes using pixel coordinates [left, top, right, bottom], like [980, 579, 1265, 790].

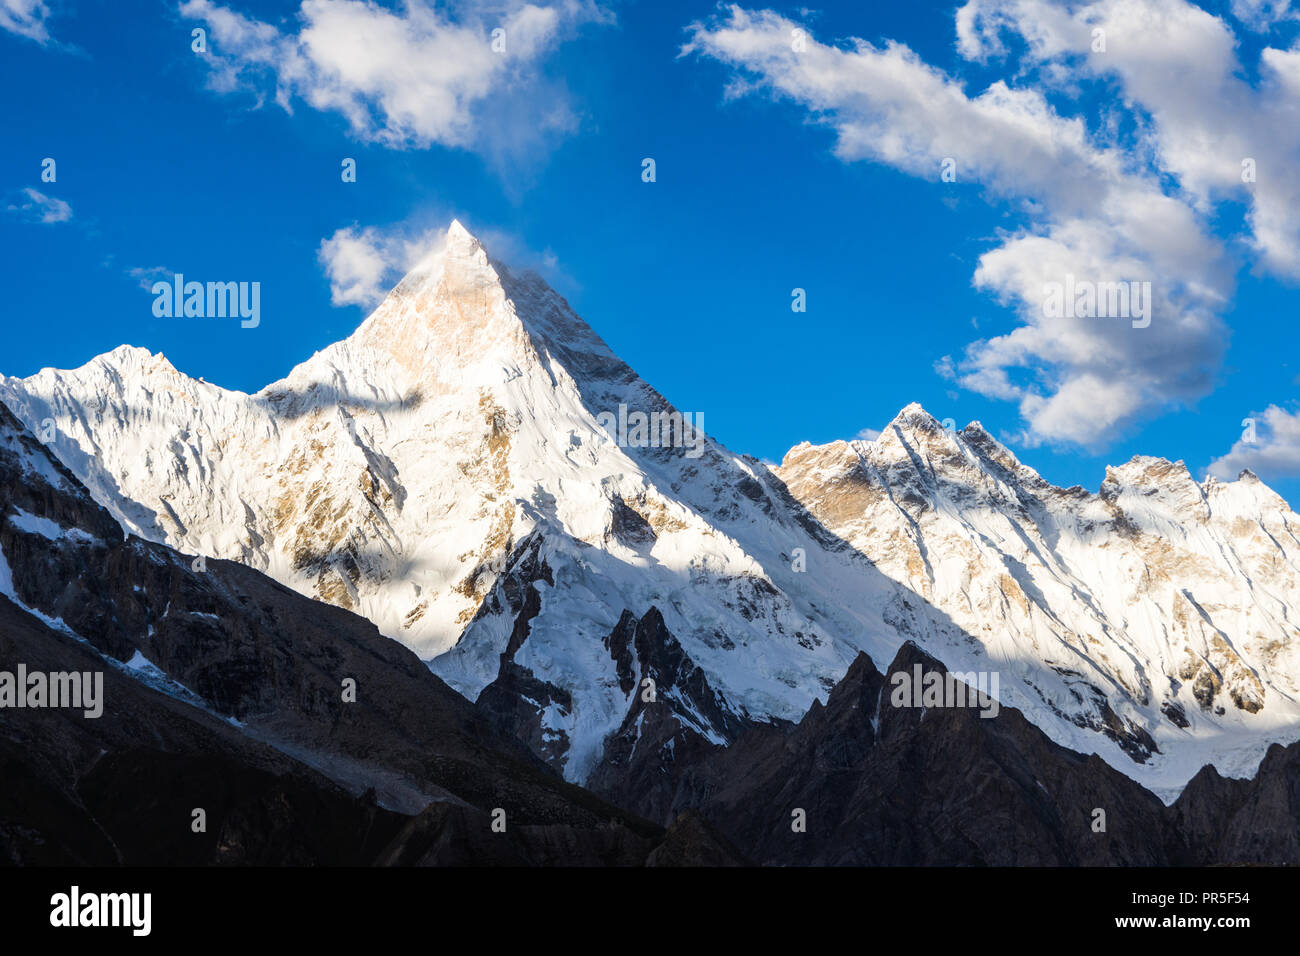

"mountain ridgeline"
[4, 221, 1300, 864]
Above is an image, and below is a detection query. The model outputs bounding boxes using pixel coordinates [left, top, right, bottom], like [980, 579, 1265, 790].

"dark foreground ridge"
[590, 627, 1300, 865]
[0, 401, 739, 865]
[2, 399, 1299, 865]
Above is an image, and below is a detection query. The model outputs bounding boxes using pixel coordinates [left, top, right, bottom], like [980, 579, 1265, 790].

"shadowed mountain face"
[7, 389, 1300, 866]
[0, 400, 745, 866]
[0, 593, 409, 866]
[589, 634, 1300, 866]
[592, 639, 1176, 865]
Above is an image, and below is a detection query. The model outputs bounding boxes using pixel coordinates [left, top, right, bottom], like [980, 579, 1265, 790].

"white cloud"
[684, 4, 1236, 448]
[855, 427, 881, 442]
[7, 187, 72, 223]
[127, 265, 176, 292]
[318, 222, 446, 308]
[319, 217, 575, 308]
[0, 0, 53, 42]
[956, 0, 1300, 280]
[178, 0, 610, 158]
[1230, 0, 1299, 31]
[947, 0, 1300, 458]
[1209, 405, 1300, 481]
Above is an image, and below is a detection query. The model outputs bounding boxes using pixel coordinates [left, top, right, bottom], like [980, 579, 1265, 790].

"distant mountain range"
[5, 221, 1300, 864]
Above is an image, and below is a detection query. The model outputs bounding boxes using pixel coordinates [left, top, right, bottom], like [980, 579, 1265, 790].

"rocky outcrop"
[596, 641, 1182, 864]
[589, 633, 1300, 865]
[586, 607, 764, 823]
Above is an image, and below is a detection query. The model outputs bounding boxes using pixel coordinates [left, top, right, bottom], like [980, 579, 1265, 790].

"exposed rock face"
[594, 638, 1300, 866]
[3, 223, 1300, 798]
[596, 641, 1179, 865]
[1171, 741, 1300, 865]
[644, 810, 749, 867]
[586, 606, 765, 824]
[374, 803, 655, 867]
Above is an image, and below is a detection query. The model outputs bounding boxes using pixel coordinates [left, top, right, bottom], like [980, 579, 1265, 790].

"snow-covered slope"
[4, 220, 1299, 796]
[777, 412, 1300, 798]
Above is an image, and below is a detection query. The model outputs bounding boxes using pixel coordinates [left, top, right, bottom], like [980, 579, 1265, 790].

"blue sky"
[3, 0, 1300, 503]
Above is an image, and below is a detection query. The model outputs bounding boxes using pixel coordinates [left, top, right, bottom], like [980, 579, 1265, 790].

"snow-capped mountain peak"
[4, 220, 1300, 799]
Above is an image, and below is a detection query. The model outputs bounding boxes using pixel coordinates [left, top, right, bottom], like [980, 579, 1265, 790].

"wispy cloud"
[7, 187, 72, 223]
[126, 265, 176, 293]
[179, 0, 611, 165]
[1230, 0, 1299, 31]
[957, 0, 1300, 280]
[0, 0, 54, 43]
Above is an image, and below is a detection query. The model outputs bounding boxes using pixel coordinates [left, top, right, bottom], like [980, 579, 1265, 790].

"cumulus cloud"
[0, 0, 53, 42]
[1209, 406, 1300, 481]
[956, 0, 1300, 279]
[178, 0, 609, 160]
[7, 187, 72, 223]
[948, 0, 1300, 469]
